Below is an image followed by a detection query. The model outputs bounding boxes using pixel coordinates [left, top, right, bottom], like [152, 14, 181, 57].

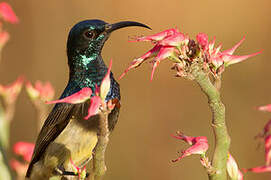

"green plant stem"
[191, 64, 230, 180]
[0, 102, 12, 179]
[90, 111, 110, 180]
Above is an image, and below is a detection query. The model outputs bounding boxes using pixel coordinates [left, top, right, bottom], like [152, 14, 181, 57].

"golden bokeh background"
[1, 0, 271, 179]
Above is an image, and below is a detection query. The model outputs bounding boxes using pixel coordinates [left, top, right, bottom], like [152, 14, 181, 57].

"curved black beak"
[105, 21, 151, 33]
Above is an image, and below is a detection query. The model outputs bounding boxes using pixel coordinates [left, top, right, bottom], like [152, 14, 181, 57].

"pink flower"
[13, 141, 34, 162]
[26, 80, 55, 101]
[47, 59, 114, 119]
[0, 76, 24, 104]
[258, 104, 271, 112]
[0, 2, 18, 24]
[205, 36, 261, 68]
[172, 132, 209, 162]
[84, 95, 102, 120]
[227, 153, 243, 180]
[121, 28, 260, 80]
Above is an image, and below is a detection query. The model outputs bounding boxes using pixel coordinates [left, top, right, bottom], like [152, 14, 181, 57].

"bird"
[25, 19, 150, 179]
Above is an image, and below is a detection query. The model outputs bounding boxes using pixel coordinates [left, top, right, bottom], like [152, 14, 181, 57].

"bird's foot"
[55, 166, 89, 179]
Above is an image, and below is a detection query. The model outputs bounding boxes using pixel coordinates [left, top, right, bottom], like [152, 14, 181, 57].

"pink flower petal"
[196, 33, 209, 50]
[159, 32, 188, 47]
[171, 132, 194, 145]
[100, 59, 112, 101]
[245, 165, 271, 173]
[13, 142, 34, 162]
[208, 36, 216, 51]
[172, 134, 209, 162]
[46, 87, 92, 104]
[227, 153, 243, 180]
[258, 104, 271, 112]
[150, 60, 159, 81]
[84, 96, 102, 119]
[134, 28, 179, 42]
[119, 44, 161, 79]
[0, 2, 18, 23]
[222, 51, 262, 66]
[222, 36, 245, 55]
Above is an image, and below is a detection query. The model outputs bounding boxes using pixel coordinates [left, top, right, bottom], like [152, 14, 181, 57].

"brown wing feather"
[26, 103, 83, 177]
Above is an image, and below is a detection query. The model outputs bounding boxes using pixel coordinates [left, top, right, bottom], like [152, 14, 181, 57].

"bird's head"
[67, 19, 150, 68]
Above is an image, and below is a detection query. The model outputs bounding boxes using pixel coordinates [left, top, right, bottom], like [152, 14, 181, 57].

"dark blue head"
[67, 19, 151, 70]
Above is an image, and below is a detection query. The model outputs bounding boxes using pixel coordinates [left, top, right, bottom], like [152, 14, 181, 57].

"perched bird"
[26, 19, 150, 179]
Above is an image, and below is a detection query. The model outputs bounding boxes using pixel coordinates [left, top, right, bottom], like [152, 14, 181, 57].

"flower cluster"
[26, 80, 55, 102]
[172, 132, 243, 179]
[120, 28, 261, 80]
[171, 132, 209, 162]
[46, 59, 115, 119]
[0, 76, 24, 105]
[244, 104, 271, 174]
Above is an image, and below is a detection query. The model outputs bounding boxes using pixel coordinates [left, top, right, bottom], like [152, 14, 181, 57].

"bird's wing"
[26, 102, 84, 177]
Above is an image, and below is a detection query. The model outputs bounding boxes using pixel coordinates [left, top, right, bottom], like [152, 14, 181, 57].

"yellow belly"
[44, 116, 98, 171]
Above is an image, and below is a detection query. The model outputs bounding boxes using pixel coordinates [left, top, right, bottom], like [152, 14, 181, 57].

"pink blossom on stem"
[258, 104, 271, 112]
[207, 36, 261, 68]
[46, 87, 92, 105]
[13, 141, 34, 162]
[26, 80, 55, 101]
[84, 96, 102, 120]
[0, 76, 24, 104]
[0, 2, 19, 24]
[172, 133, 209, 162]
[227, 153, 243, 180]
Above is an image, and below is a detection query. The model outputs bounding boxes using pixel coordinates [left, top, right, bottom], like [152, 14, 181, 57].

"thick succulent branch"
[90, 109, 110, 180]
[191, 63, 230, 180]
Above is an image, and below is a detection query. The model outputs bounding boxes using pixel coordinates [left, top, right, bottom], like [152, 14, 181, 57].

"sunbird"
[26, 19, 150, 179]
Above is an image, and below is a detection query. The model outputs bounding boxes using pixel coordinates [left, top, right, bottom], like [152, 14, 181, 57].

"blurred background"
[1, 0, 271, 179]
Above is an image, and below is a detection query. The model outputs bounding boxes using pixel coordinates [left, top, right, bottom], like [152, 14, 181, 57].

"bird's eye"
[83, 30, 96, 39]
